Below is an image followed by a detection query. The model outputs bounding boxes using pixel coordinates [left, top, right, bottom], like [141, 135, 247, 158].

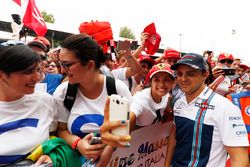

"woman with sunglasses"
[0, 45, 59, 166]
[54, 34, 134, 167]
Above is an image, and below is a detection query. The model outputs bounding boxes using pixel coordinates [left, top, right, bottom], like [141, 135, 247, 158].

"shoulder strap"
[64, 83, 78, 111]
[64, 77, 117, 111]
[128, 77, 132, 91]
[106, 76, 117, 95]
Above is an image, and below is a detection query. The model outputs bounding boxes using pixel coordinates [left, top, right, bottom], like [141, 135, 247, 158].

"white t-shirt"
[111, 67, 127, 80]
[112, 68, 138, 92]
[53, 76, 132, 137]
[131, 88, 170, 126]
[172, 87, 249, 167]
[0, 91, 58, 165]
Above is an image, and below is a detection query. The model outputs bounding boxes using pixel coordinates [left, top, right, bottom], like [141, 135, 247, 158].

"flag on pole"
[12, 0, 47, 36]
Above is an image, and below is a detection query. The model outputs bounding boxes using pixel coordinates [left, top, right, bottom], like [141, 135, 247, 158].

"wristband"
[72, 138, 81, 149]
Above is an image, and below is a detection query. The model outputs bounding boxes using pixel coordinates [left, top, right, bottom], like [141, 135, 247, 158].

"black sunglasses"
[219, 59, 233, 64]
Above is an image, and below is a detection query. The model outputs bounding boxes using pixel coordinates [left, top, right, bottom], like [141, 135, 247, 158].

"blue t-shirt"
[42, 73, 63, 95]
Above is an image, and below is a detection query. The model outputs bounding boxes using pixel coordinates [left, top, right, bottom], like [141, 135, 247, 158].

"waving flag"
[12, 0, 47, 36]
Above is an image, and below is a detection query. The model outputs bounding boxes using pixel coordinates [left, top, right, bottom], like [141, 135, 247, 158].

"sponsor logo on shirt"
[195, 102, 215, 110]
[229, 116, 242, 121]
[236, 130, 247, 136]
[232, 123, 245, 128]
[245, 106, 250, 116]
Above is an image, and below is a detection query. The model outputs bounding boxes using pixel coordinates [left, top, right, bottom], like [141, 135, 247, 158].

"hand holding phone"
[219, 68, 236, 76]
[89, 136, 102, 145]
[109, 95, 130, 138]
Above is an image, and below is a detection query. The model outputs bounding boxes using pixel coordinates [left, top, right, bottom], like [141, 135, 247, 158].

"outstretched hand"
[100, 97, 131, 148]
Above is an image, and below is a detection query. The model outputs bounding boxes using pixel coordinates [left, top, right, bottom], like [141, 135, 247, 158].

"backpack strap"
[128, 77, 133, 91]
[63, 83, 78, 111]
[63, 76, 117, 112]
[106, 76, 117, 95]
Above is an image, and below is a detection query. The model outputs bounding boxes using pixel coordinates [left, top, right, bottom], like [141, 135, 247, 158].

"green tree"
[41, 11, 55, 23]
[119, 26, 135, 39]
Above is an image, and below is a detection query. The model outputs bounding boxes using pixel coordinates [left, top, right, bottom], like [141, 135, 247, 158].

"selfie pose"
[54, 34, 134, 167]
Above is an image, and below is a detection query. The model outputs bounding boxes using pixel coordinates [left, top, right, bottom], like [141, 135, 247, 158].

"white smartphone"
[109, 95, 130, 137]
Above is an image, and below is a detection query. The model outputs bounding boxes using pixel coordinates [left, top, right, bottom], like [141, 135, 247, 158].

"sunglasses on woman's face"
[219, 59, 233, 64]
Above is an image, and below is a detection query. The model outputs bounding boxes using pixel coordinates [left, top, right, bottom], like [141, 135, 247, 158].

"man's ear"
[202, 71, 210, 80]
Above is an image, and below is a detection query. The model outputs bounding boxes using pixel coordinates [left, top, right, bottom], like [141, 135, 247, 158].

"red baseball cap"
[143, 23, 161, 55]
[28, 40, 47, 53]
[218, 53, 234, 61]
[144, 63, 174, 84]
[163, 49, 180, 59]
[239, 64, 249, 71]
[138, 53, 156, 65]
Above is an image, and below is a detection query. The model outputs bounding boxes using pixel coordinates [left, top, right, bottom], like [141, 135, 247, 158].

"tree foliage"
[41, 11, 55, 23]
[119, 26, 135, 39]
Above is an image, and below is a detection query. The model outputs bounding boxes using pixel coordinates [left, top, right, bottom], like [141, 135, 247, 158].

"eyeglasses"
[59, 60, 81, 71]
[219, 59, 233, 64]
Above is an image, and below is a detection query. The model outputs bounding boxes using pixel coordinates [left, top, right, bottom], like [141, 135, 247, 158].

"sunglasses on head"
[0, 40, 25, 47]
[219, 59, 233, 64]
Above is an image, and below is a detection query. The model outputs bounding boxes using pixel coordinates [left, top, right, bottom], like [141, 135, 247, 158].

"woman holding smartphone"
[54, 34, 134, 167]
[100, 63, 175, 145]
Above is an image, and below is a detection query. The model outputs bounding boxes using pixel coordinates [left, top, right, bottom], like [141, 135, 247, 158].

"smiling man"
[165, 53, 249, 167]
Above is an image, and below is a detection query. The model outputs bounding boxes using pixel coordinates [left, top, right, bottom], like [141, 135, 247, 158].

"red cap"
[218, 53, 234, 61]
[28, 40, 47, 52]
[144, 63, 174, 84]
[143, 23, 161, 55]
[138, 53, 156, 65]
[79, 21, 113, 44]
[79, 21, 114, 54]
[239, 64, 249, 71]
[163, 49, 180, 59]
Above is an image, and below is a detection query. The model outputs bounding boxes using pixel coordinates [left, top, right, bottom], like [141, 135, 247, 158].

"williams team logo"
[245, 106, 250, 116]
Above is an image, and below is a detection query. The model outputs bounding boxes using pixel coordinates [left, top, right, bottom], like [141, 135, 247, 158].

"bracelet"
[72, 138, 81, 149]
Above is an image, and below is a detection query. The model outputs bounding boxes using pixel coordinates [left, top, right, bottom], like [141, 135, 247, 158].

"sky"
[1, 0, 250, 64]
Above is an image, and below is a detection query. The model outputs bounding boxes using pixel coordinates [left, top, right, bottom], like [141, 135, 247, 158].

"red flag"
[12, 0, 47, 36]
[12, 0, 21, 6]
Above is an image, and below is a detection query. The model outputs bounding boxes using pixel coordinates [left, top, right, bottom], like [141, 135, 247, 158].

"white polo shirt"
[172, 87, 249, 167]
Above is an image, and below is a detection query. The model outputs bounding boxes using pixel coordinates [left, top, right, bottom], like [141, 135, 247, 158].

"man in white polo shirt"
[165, 53, 249, 167]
